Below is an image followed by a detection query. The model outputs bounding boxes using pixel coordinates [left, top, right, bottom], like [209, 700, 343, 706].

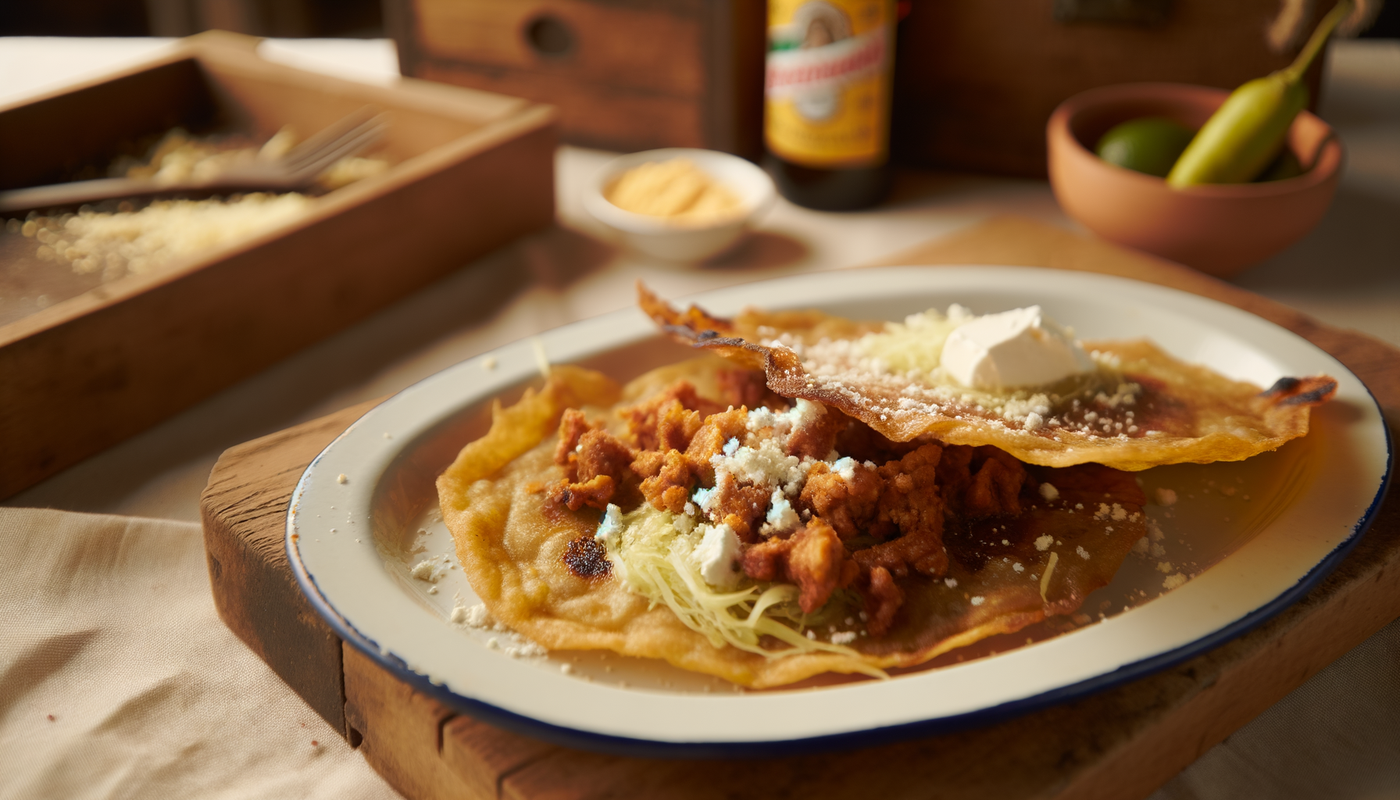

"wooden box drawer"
[386, 0, 765, 157]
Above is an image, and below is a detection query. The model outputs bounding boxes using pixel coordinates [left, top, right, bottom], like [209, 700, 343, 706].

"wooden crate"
[384, 0, 765, 158]
[201, 217, 1400, 800]
[0, 31, 556, 500]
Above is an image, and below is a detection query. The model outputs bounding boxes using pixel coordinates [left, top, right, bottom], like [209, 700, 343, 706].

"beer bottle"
[763, 0, 895, 211]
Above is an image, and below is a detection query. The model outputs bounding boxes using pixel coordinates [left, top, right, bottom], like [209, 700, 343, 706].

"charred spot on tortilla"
[564, 535, 612, 579]
[1261, 375, 1339, 406]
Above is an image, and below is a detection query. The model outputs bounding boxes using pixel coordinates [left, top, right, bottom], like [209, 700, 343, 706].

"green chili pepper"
[1166, 0, 1350, 187]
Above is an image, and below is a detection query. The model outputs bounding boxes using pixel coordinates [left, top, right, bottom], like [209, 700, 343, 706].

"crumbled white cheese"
[1156, 487, 1178, 506]
[595, 503, 624, 547]
[455, 601, 546, 657]
[760, 491, 800, 537]
[410, 555, 449, 583]
[1163, 573, 1188, 590]
[1039, 483, 1060, 501]
[944, 577, 958, 588]
[1034, 535, 1054, 551]
[831, 456, 858, 481]
[1076, 545, 1090, 560]
[1148, 518, 1166, 541]
[940, 306, 1095, 390]
[970, 596, 985, 606]
[691, 523, 742, 589]
[830, 631, 857, 645]
[710, 435, 811, 497]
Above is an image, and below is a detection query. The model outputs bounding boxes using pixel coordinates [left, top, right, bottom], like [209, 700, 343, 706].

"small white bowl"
[584, 148, 775, 262]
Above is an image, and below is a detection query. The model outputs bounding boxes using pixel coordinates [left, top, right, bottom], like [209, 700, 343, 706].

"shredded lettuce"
[603, 505, 881, 673]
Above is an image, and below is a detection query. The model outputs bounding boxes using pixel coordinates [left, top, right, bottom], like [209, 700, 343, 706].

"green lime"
[1095, 117, 1197, 178]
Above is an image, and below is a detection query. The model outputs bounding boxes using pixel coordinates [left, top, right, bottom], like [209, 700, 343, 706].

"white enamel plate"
[288, 267, 1391, 757]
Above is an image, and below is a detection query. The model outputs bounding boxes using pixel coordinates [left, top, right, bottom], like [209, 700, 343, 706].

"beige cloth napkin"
[3, 504, 1397, 799]
[0, 507, 399, 800]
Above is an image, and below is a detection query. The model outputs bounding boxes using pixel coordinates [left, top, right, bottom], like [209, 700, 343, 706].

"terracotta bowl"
[1047, 82, 1343, 278]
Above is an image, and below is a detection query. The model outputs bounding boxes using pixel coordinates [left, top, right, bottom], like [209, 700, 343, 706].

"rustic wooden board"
[0, 30, 557, 500]
[201, 216, 1399, 799]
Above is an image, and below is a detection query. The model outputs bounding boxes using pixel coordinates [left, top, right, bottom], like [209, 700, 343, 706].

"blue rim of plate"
[286, 267, 1393, 759]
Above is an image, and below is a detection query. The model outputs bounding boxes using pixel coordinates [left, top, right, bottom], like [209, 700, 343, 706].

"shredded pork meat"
[545, 370, 1046, 638]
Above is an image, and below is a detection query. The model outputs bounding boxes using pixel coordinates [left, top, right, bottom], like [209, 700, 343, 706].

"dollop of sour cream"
[940, 306, 1095, 390]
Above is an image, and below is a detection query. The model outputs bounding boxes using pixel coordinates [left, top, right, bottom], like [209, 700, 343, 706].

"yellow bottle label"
[765, 0, 893, 168]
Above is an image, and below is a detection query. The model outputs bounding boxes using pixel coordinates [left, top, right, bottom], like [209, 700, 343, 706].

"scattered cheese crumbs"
[410, 555, 450, 583]
[970, 596, 985, 607]
[455, 602, 546, 657]
[1156, 487, 1178, 506]
[1076, 545, 1091, 560]
[944, 577, 958, 589]
[1110, 504, 1128, 521]
[1012, 562, 1025, 573]
[830, 631, 857, 645]
[1034, 535, 1054, 552]
[1039, 483, 1060, 501]
[1157, 561, 1174, 573]
[1132, 536, 1149, 556]
[1163, 573, 1188, 590]
[336, 473, 348, 484]
[481, 356, 497, 371]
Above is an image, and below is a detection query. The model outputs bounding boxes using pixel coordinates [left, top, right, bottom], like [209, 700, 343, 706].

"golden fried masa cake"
[438, 359, 1149, 688]
[437, 289, 1334, 688]
[637, 284, 1337, 471]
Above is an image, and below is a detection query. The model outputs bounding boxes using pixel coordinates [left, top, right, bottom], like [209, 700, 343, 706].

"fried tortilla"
[638, 285, 1336, 472]
[439, 361, 1148, 688]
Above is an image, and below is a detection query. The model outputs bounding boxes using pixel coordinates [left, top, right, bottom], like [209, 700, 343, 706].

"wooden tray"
[0, 30, 556, 500]
[201, 217, 1400, 799]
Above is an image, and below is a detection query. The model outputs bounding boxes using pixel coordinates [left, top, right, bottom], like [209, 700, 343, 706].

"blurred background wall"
[0, 0, 1395, 39]
[0, 0, 385, 38]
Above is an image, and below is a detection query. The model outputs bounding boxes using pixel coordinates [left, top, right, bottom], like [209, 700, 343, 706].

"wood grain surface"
[386, 0, 765, 157]
[201, 216, 1400, 800]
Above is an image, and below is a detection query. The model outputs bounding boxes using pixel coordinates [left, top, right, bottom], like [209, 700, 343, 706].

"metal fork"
[0, 107, 388, 215]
